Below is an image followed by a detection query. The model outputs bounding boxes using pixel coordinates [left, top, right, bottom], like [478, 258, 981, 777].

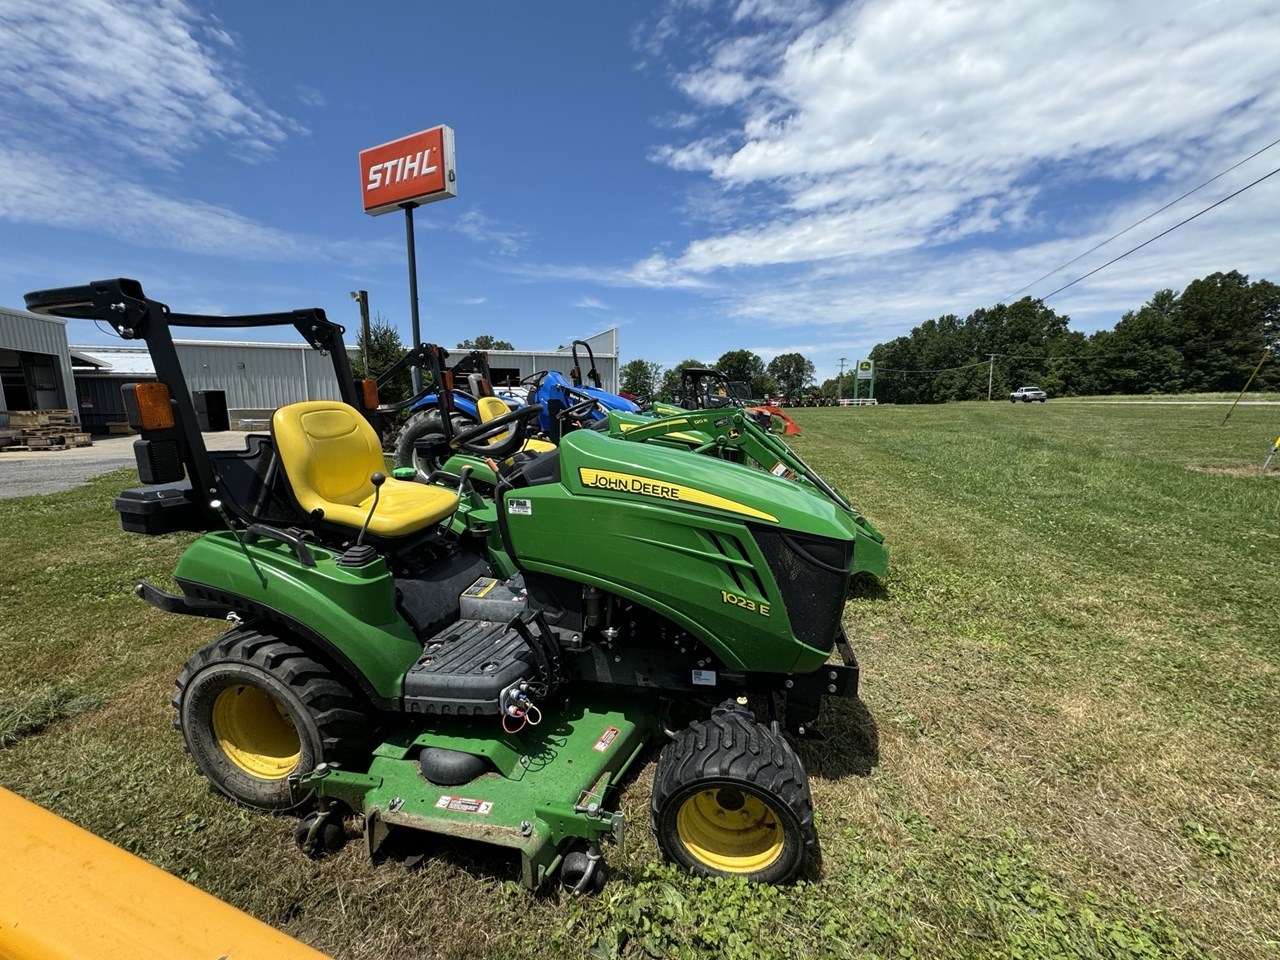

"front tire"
[650, 702, 817, 883]
[173, 627, 368, 811]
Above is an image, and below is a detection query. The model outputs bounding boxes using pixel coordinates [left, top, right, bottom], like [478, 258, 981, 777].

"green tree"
[1100, 289, 1185, 394]
[766, 352, 816, 397]
[457, 334, 514, 350]
[352, 313, 411, 401]
[619, 359, 663, 397]
[715, 349, 771, 397]
[1172, 271, 1278, 392]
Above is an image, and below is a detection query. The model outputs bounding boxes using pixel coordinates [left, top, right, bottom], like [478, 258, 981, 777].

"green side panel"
[174, 532, 419, 700]
[442, 453, 497, 488]
[502, 431, 854, 673]
[852, 530, 889, 578]
[306, 695, 658, 888]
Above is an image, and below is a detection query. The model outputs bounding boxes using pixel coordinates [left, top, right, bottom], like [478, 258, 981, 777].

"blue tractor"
[393, 340, 639, 477]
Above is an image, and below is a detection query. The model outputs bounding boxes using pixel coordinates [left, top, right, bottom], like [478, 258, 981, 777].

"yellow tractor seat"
[475, 396, 555, 454]
[271, 401, 458, 538]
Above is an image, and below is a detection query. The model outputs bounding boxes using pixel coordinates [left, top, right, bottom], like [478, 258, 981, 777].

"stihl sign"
[359, 125, 456, 216]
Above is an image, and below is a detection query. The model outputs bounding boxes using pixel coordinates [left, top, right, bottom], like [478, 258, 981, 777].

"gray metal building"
[0, 306, 79, 427]
[69, 327, 621, 431]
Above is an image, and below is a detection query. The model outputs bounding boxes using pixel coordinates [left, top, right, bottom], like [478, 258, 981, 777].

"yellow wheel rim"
[675, 786, 785, 873]
[211, 684, 301, 780]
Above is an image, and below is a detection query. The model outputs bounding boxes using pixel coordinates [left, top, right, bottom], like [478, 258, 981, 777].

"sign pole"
[402, 202, 423, 393]
[359, 124, 456, 398]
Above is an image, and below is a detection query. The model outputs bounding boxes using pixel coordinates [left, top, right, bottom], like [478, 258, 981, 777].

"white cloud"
[0, 0, 324, 261]
[629, 0, 1280, 346]
[0, 0, 296, 166]
[0, 147, 390, 264]
[454, 210, 531, 256]
[573, 296, 610, 310]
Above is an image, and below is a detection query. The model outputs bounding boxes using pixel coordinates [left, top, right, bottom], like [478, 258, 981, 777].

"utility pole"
[987, 354, 997, 401]
[350, 290, 371, 374]
[838, 357, 847, 402]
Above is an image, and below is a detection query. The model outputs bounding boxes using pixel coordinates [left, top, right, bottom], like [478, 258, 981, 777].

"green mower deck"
[298, 694, 658, 889]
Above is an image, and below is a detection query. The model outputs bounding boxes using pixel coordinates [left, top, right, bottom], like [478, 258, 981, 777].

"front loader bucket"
[755, 406, 802, 435]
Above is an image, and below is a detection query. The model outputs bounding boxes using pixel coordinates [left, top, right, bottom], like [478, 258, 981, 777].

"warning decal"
[593, 727, 621, 752]
[435, 795, 494, 814]
[462, 578, 498, 599]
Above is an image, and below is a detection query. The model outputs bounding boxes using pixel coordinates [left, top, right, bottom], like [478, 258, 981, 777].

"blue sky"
[2, 0, 1279, 383]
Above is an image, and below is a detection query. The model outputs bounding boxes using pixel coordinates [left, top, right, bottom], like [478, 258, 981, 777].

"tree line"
[868, 270, 1279, 403]
[619, 350, 819, 401]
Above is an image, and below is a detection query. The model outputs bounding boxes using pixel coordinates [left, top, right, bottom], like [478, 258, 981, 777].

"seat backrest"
[271, 402, 382, 513]
[475, 396, 510, 423]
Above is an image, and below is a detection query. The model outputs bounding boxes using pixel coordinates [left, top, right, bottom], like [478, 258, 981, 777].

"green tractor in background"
[26, 279, 881, 891]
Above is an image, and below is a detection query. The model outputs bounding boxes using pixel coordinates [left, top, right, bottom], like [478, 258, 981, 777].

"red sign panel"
[359, 125, 456, 216]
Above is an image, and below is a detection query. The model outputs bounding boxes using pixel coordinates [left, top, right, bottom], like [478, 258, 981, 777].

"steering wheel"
[559, 388, 604, 424]
[450, 404, 545, 459]
[520, 371, 549, 388]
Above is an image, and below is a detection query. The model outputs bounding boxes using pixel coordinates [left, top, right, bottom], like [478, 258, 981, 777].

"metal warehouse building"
[68, 328, 620, 432]
[0, 305, 79, 427]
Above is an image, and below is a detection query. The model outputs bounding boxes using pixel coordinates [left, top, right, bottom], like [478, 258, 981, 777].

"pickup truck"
[1010, 386, 1047, 403]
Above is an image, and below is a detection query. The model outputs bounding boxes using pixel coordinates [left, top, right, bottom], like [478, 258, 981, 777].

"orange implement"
[0, 787, 331, 960]
[750, 405, 802, 436]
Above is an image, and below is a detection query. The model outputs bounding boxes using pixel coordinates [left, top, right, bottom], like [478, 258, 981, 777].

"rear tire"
[173, 627, 368, 811]
[650, 702, 817, 883]
[394, 409, 475, 480]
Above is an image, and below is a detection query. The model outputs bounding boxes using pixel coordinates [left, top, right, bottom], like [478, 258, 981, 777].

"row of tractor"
[24, 278, 887, 892]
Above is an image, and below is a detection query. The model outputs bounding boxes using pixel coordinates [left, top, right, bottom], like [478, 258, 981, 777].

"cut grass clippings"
[1, 400, 1278, 959]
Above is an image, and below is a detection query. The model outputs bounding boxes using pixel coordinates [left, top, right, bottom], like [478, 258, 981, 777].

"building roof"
[69, 346, 157, 376]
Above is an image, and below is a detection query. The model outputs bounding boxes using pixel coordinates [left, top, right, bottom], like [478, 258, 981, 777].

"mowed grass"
[1, 400, 1278, 959]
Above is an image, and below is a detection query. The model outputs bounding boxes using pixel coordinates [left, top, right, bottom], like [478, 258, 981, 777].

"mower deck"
[299, 694, 658, 888]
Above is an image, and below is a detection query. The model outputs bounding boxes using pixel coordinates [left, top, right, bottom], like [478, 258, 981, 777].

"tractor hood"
[558, 429, 865, 543]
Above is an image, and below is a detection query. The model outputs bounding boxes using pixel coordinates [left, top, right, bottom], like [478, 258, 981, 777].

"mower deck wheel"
[173, 626, 367, 811]
[650, 702, 816, 883]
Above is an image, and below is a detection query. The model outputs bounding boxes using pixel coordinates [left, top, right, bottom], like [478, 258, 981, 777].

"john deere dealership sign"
[856, 359, 874, 380]
[359, 125, 457, 216]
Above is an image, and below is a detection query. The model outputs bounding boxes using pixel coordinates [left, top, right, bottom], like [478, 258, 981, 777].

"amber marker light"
[132, 382, 175, 430]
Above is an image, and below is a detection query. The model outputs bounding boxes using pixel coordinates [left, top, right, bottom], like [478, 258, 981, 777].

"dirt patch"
[1187, 464, 1279, 477]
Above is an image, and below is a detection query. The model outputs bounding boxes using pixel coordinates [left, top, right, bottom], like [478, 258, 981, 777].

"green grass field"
[2, 401, 1278, 959]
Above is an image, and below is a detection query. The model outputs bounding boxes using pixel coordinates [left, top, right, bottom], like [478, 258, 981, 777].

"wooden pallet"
[5, 409, 77, 428]
[15, 435, 65, 448]
[3, 444, 68, 452]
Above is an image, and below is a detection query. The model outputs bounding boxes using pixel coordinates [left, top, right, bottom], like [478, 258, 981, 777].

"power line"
[1039, 163, 1280, 302]
[1002, 135, 1280, 304]
[877, 359, 992, 374]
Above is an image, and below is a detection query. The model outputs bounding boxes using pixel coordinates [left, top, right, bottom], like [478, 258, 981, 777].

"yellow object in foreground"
[0, 786, 330, 960]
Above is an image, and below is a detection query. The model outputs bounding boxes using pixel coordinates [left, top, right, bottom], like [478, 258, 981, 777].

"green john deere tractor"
[404, 345, 888, 579]
[26, 278, 877, 892]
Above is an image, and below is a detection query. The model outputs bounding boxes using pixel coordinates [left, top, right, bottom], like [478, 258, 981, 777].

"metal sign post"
[401, 204, 423, 392]
[359, 125, 457, 394]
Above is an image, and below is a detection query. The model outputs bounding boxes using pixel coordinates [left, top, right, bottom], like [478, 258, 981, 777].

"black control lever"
[356, 472, 386, 546]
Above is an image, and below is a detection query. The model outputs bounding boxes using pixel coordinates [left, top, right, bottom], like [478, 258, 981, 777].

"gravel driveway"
[0, 432, 254, 500]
